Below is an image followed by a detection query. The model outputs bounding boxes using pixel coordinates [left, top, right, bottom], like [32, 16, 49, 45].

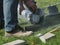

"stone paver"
[39, 33, 55, 43]
[3, 40, 25, 45]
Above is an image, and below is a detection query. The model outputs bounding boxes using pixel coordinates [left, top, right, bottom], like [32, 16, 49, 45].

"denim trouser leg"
[0, 0, 4, 23]
[3, 0, 18, 32]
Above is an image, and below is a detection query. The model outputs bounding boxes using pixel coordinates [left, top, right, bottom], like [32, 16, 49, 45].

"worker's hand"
[24, 0, 37, 13]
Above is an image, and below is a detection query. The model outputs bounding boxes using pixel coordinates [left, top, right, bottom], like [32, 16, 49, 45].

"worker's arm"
[19, 0, 25, 14]
[24, 0, 37, 13]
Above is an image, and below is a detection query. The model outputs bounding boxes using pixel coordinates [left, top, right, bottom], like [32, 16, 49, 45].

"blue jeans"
[0, 0, 4, 23]
[3, 0, 18, 31]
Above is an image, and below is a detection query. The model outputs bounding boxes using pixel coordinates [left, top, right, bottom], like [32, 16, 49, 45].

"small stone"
[3, 40, 25, 45]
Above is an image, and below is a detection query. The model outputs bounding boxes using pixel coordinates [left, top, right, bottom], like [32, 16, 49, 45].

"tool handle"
[49, 26, 60, 33]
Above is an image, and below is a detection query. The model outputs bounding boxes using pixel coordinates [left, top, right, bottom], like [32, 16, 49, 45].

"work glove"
[30, 9, 44, 24]
[21, 8, 44, 24]
[21, 10, 32, 21]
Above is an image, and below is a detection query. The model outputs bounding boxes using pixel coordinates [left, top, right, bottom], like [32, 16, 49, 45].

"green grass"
[0, 0, 60, 45]
[0, 24, 60, 45]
